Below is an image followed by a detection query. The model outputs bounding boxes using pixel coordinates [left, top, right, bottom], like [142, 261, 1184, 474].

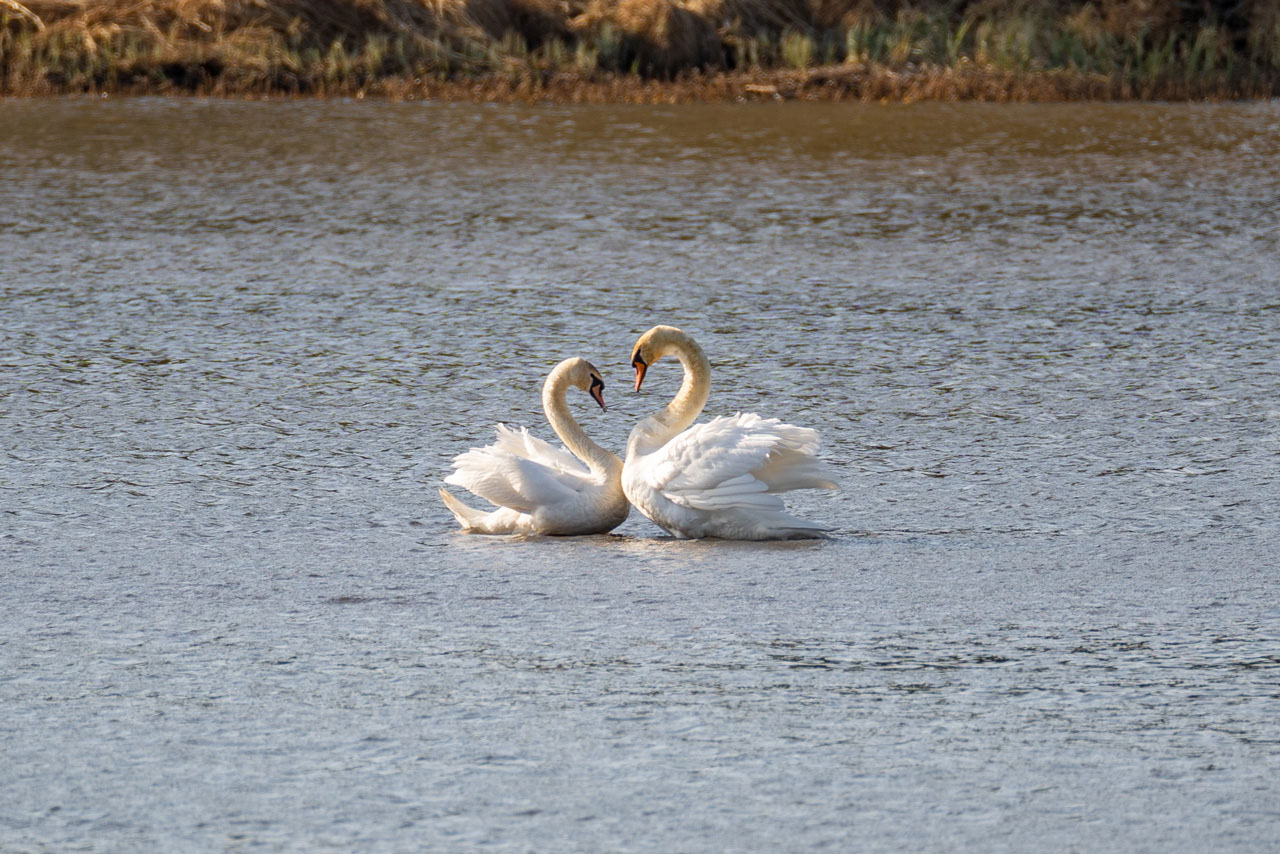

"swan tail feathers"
[775, 524, 834, 540]
[746, 508, 834, 539]
[439, 488, 487, 530]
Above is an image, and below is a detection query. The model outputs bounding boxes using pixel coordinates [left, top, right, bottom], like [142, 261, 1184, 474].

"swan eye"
[631, 352, 646, 369]
[590, 376, 604, 391]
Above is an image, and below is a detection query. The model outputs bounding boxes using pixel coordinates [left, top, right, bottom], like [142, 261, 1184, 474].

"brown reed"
[3, 0, 1278, 99]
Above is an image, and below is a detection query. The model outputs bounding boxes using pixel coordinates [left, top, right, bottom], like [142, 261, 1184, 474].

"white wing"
[642, 413, 835, 512]
[444, 423, 592, 514]
[486, 424, 592, 478]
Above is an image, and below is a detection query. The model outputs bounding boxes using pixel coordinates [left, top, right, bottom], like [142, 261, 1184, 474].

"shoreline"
[4, 0, 1279, 103]
[6, 65, 1278, 103]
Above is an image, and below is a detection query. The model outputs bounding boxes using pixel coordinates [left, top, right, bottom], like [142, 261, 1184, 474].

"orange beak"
[633, 358, 647, 392]
[589, 383, 607, 411]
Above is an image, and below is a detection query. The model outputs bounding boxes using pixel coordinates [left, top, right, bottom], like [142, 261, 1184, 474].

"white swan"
[439, 357, 629, 536]
[622, 326, 836, 540]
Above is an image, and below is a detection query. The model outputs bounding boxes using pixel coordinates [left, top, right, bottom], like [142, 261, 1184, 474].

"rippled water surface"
[3, 98, 1279, 852]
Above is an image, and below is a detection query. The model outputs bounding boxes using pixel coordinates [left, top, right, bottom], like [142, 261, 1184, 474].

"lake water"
[2, 98, 1278, 852]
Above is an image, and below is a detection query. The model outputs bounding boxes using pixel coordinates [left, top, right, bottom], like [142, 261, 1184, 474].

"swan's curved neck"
[543, 365, 620, 477]
[630, 332, 711, 454]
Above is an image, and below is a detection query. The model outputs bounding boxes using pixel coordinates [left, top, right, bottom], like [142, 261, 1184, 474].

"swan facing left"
[622, 326, 837, 540]
[439, 357, 630, 536]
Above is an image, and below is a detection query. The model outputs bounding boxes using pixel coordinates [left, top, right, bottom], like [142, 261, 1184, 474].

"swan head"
[558, 356, 608, 411]
[630, 325, 692, 392]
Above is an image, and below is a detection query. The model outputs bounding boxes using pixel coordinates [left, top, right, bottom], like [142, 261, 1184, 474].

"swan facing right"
[440, 357, 630, 536]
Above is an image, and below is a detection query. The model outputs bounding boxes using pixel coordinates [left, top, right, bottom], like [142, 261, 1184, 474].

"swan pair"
[439, 326, 836, 540]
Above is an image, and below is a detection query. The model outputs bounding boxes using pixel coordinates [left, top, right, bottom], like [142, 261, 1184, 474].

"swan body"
[440, 358, 629, 536]
[622, 326, 836, 540]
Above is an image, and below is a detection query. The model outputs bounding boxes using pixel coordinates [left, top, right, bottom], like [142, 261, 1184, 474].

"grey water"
[2, 98, 1278, 853]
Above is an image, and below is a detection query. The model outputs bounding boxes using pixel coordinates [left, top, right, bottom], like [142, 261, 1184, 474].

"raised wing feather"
[488, 424, 592, 477]
[444, 424, 592, 513]
[640, 413, 835, 512]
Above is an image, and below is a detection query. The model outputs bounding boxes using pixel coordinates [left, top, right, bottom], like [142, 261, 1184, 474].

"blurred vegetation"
[2, 0, 1278, 99]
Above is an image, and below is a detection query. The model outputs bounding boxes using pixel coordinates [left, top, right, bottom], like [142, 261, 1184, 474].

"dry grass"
[3, 0, 1278, 98]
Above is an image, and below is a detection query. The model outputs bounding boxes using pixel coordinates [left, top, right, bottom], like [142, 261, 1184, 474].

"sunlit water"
[2, 98, 1278, 852]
